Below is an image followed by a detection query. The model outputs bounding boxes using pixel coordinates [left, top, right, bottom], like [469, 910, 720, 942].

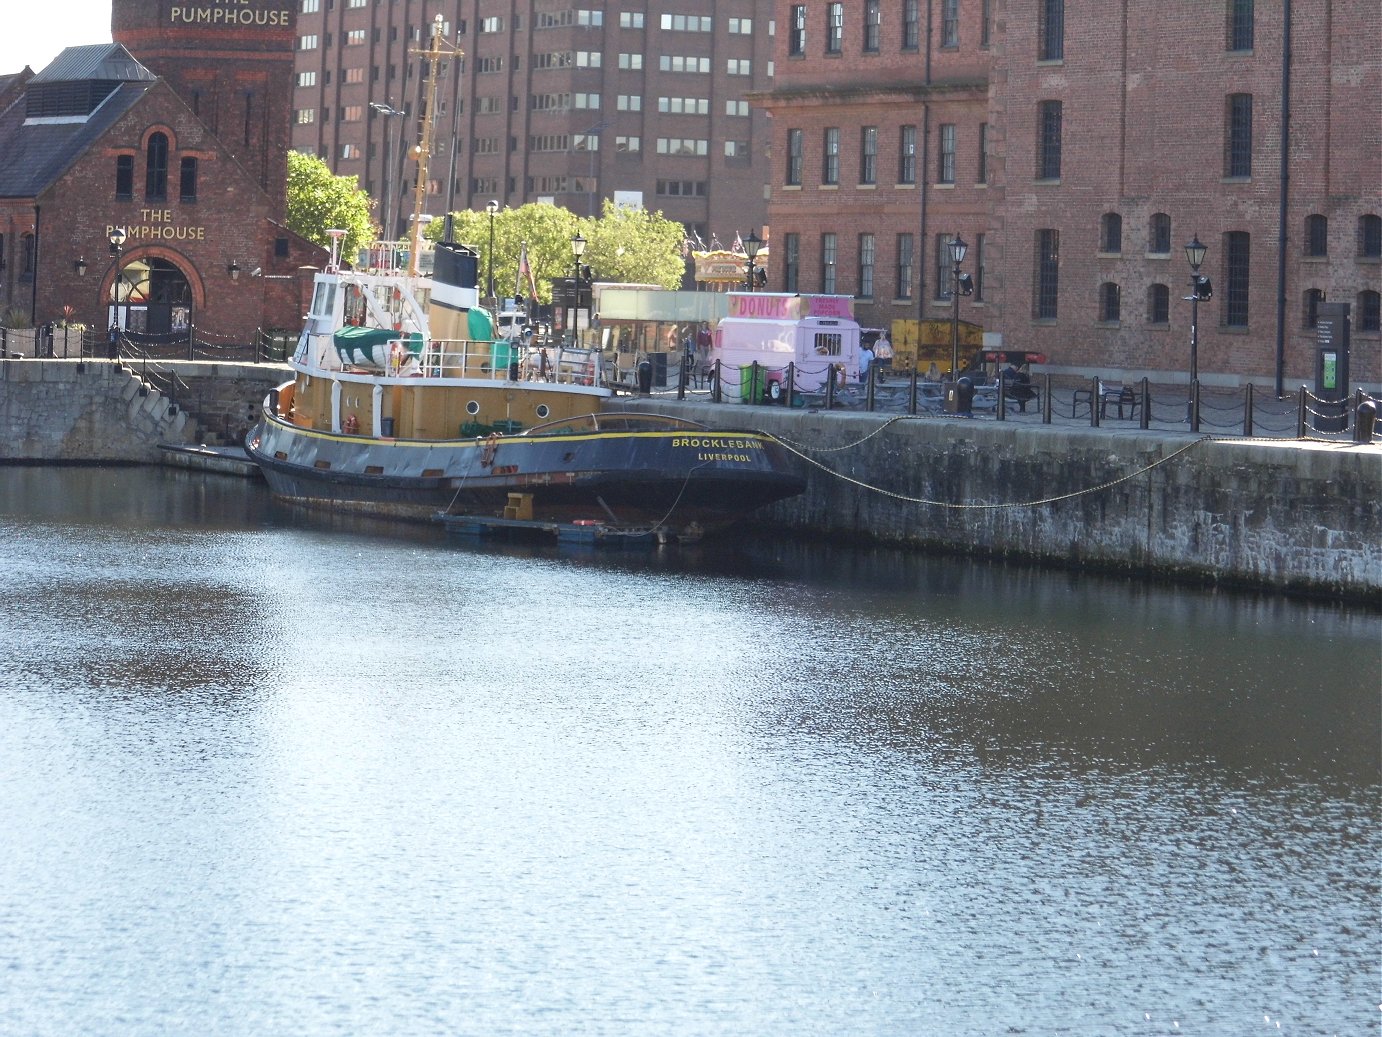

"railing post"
[1243, 382, 1254, 437]
[1190, 379, 1200, 433]
[1042, 373, 1052, 423]
[908, 367, 918, 415]
[864, 363, 876, 411]
[187, 324, 195, 362]
[711, 359, 722, 403]
[676, 350, 687, 401]
[1139, 377, 1150, 430]
[786, 362, 796, 406]
[1089, 375, 1101, 427]
[1297, 386, 1307, 437]
[825, 364, 837, 409]
[996, 370, 1007, 421]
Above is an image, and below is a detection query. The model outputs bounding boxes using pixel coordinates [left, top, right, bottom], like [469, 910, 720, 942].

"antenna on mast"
[407, 14, 458, 277]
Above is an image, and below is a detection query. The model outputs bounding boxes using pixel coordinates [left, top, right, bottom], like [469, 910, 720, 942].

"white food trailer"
[711, 293, 862, 399]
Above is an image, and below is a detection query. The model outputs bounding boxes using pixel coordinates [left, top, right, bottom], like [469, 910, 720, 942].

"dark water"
[1, 466, 1377, 1037]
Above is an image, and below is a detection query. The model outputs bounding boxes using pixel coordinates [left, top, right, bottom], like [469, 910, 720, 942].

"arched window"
[1099, 281, 1121, 323]
[1146, 283, 1169, 324]
[20, 232, 35, 281]
[1304, 214, 1328, 257]
[1302, 288, 1325, 328]
[1357, 290, 1380, 333]
[1359, 214, 1381, 258]
[1100, 212, 1122, 254]
[146, 132, 169, 201]
[1148, 213, 1171, 254]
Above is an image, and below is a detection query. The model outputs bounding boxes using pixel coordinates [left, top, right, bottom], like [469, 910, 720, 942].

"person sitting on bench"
[1003, 361, 1037, 412]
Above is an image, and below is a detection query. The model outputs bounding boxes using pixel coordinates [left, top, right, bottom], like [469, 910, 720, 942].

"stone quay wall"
[0, 358, 286, 463]
[626, 399, 1381, 603]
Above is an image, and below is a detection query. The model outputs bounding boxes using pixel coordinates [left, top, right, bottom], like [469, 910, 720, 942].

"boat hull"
[244, 412, 806, 531]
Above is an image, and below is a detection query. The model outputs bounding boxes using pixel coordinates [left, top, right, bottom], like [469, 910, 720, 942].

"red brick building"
[757, 0, 1380, 387]
[0, 0, 323, 344]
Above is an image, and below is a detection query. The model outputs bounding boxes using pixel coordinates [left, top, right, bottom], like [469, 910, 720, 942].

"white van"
[495, 310, 528, 341]
[711, 293, 861, 398]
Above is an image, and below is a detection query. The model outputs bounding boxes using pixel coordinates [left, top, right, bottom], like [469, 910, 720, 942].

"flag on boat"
[517, 240, 538, 303]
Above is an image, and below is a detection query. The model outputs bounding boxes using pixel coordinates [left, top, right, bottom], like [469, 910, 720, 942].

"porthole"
[466, 400, 480, 415]
[536, 404, 550, 419]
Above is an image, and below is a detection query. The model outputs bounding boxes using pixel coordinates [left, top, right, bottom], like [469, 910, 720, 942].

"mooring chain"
[761, 430, 1213, 510]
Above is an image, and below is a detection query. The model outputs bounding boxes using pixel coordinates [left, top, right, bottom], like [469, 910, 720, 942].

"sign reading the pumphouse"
[168, 0, 292, 27]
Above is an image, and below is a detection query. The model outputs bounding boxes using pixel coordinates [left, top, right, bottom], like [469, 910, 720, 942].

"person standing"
[107, 322, 120, 361]
[873, 331, 893, 383]
[858, 340, 874, 385]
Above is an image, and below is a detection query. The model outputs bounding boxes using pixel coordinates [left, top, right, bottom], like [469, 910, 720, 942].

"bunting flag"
[517, 240, 538, 302]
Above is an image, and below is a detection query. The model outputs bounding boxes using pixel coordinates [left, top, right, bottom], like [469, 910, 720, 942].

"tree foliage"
[428, 200, 688, 303]
[285, 151, 375, 260]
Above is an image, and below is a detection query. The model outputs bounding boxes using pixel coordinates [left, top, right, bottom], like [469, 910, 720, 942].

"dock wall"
[624, 400, 1381, 602]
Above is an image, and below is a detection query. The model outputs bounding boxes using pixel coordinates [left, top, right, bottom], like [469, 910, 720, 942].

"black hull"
[244, 416, 806, 530]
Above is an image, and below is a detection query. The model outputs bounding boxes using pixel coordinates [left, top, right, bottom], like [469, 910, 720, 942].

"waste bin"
[381, 417, 395, 437]
[637, 359, 652, 395]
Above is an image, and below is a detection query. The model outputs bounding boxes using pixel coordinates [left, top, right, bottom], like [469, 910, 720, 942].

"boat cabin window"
[311, 281, 337, 318]
[814, 333, 843, 356]
[343, 284, 367, 326]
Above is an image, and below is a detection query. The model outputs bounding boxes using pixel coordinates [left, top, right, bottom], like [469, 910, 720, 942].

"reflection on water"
[1, 466, 1378, 1037]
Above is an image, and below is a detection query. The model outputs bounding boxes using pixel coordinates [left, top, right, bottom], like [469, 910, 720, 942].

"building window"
[789, 5, 806, 56]
[1224, 230, 1250, 327]
[1147, 283, 1170, 324]
[821, 234, 838, 293]
[1099, 282, 1121, 323]
[941, 0, 959, 47]
[902, 0, 920, 50]
[1227, 0, 1254, 51]
[858, 234, 875, 298]
[1037, 101, 1062, 180]
[860, 126, 877, 185]
[1039, 0, 1064, 61]
[295, 108, 316, 125]
[897, 233, 914, 299]
[20, 232, 35, 281]
[1225, 93, 1253, 178]
[981, 0, 992, 46]
[301, 0, 318, 11]
[1359, 214, 1382, 258]
[934, 233, 956, 300]
[145, 132, 169, 201]
[298, 34, 318, 50]
[296, 70, 316, 87]
[823, 127, 840, 185]
[1358, 290, 1381, 332]
[1034, 229, 1060, 319]
[115, 154, 134, 201]
[977, 123, 988, 184]
[1101, 213, 1122, 254]
[899, 125, 917, 184]
[179, 157, 197, 203]
[784, 233, 800, 292]
[1304, 214, 1328, 257]
[864, 0, 881, 52]
[1302, 288, 1325, 328]
[938, 124, 956, 184]
[1149, 213, 1172, 254]
[826, 3, 844, 54]
[787, 128, 803, 185]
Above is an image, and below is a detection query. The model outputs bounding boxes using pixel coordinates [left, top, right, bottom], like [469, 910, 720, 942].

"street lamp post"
[1183, 235, 1209, 422]
[948, 233, 969, 382]
[742, 230, 763, 291]
[369, 102, 405, 240]
[107, 226, 128, 359]
[570, 232, 587, 345]
[485, 200, 499, 312]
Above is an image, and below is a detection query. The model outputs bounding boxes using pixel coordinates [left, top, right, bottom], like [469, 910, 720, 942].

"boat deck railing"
[413, 338, 603, 387]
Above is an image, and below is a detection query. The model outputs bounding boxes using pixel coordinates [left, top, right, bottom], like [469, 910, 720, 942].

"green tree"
[285, 150, 375, 260]
[429, 201, 687, 304]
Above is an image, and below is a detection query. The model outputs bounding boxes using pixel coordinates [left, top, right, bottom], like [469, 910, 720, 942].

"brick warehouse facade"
[756, 0, 1380, 386]
[0, 0, 323, 343]
[290, 1, 775, 253]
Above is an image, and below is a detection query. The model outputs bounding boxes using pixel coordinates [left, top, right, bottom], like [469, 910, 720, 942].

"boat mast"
[408, 15, 453, 277]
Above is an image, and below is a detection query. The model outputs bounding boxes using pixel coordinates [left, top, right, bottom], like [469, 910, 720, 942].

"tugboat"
[243, 229, 806, 538]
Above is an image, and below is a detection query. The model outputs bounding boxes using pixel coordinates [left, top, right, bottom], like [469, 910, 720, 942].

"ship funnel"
[429, 240, 485, 341]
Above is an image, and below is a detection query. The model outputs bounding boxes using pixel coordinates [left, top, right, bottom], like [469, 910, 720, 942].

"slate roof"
[0, 45, 156, 199]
